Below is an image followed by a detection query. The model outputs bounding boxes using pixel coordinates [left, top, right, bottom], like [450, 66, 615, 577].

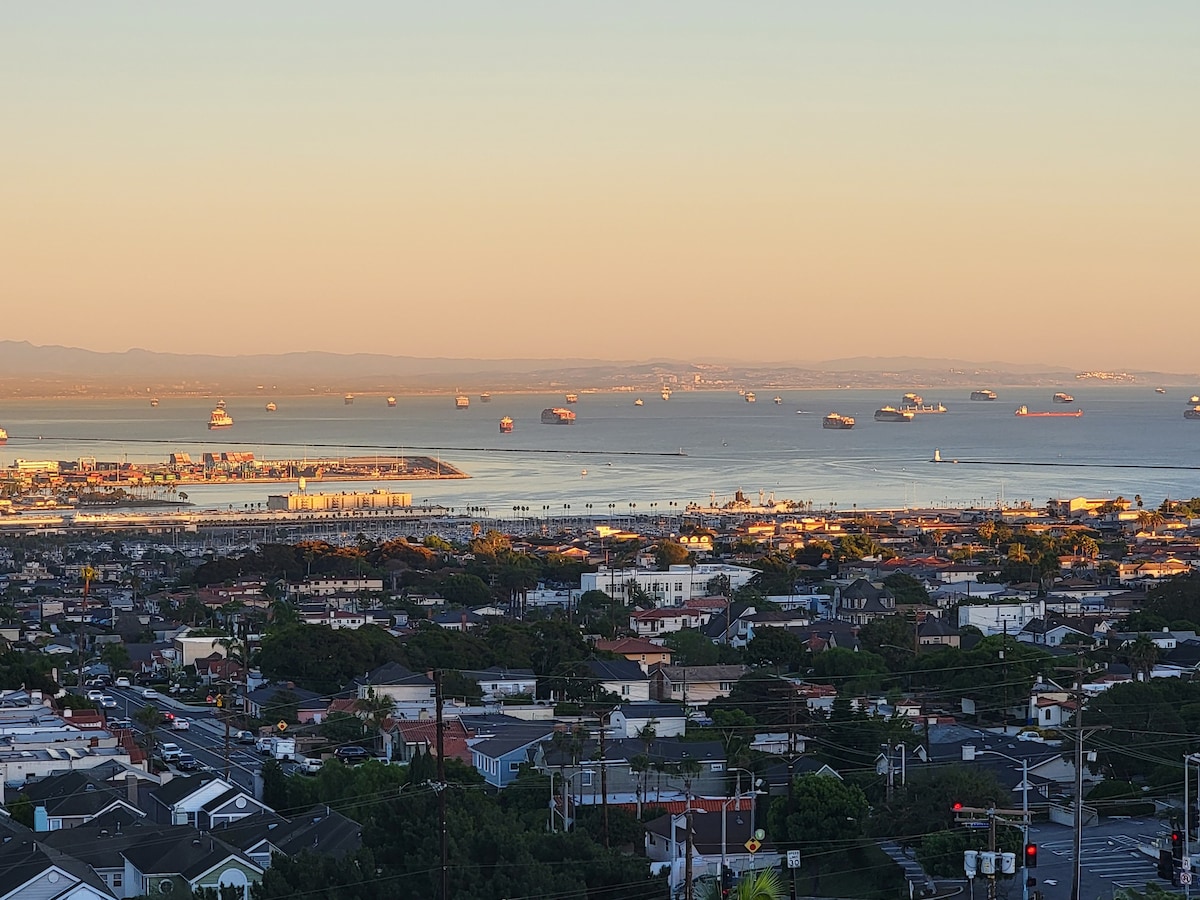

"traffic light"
[1024, 842, 1038, 868]
[952, 802, 964, 811]
[1172, 831, 1184, 860]
[721, 865, 733, 894]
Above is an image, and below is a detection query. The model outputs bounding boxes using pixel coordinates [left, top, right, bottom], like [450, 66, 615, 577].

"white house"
[609, 703, 688, 739]
[957, 600, 1046, 636]
[580, 564, 756, 608]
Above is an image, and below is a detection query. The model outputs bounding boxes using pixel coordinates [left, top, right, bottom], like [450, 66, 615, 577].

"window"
[675, 582, 684, 592]
[1043, 710, 1052, 722]
[112, 874, 123, 889]
[710, 762, 724, 772]
[719, 682, 731, 691]
[509, 761, 521, 773]
[581, 771, 594, 787]
[621, 685, 630, 695]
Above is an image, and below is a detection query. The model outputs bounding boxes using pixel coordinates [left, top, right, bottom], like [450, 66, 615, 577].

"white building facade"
[578, 564, 757, 607]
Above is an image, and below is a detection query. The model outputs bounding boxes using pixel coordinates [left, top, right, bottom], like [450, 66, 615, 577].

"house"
[431, 609, 487, 631]
[388, 719, 474, 765]
[645, 808, 779, 888]
[594, 637, 673, 672]
[835, 579, 897, 625]
[355, 662, 437, 704]
[212, 805, 363, 871]
[460, 667, 538, 700]
[1118, 559, 1192, 582]
[143, 774, 269, 830]
[1017, 618, 1091, 649]
[11, 770, 146, 831]
[0, 832, 117, 900]
[244, 683, 330, 724]
[628, 608, 707, 638]
[649, 664, 749, 706]
[469, 723, 557, 788]
[610, 703, 689, 739]
[584, 660, 651, 702]
[917, 613, 961, 649]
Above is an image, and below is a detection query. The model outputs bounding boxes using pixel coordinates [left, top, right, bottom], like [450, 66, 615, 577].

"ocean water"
[1, 387, 1198, 512]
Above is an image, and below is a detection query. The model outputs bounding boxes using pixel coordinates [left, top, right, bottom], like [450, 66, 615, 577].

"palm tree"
[356, 687, 395, 754]
[135, 703, 162, 752]
[1006, 543, 1030, 564]
[1127, 634, 1159, 681]
[698, 868, 786, 900]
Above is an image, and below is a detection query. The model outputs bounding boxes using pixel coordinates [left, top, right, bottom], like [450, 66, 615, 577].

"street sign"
[277, 720, 288, 732]
[1181, 870, 1192, 886]
[215, 695, 223, 708]
[1184, 855, 1192, 871]
[744, 838, 762, 855]
[787, 850, 802, 869]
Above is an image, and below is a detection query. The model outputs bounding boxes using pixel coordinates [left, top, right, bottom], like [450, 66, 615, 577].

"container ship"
[1015, 405, 1082, 418]
[970, 390, 997, 401]
[1052, 392, 1075, 403]
[208, 407, 234, 429]
[455, 395, 470, 409]
[565, 393, 578, 404]
[874, 406, 915, 422]
[822, 413, 855, 430]
[541, 408, 576, 425]
[499, 416, 514, 433]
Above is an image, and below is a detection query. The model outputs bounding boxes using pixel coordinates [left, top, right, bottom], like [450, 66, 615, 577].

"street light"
[549, 768, 595, 833]
[963, 745, 1031, 900]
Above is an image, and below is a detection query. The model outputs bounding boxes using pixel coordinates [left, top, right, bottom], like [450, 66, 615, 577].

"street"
[105, 686, 263, 794]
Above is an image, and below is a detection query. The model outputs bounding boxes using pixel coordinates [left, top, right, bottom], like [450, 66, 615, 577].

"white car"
[86, 690, 105, 701]
[99, 695, 118, 709]
[160, 742, 183, 762]
[115, 677, 131, 688]
[171, 717, 191, 731]
[140, 688, 159, 699]
[298, 756, 324, 774]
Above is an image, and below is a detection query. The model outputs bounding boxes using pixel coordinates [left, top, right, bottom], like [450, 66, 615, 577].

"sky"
[2, 3, 1197, 368]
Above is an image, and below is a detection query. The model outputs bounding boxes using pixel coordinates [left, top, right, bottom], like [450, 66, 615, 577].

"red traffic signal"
[1024, 843, 1038, 868]
[952, 802, 964, 811]
[1172, 831, 1184, 859]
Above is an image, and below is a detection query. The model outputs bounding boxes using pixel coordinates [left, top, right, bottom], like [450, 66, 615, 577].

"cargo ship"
[822, 413, 855, 430]
[1052, 392, 1075, 403]
[455, 395, 470, 409]
[1185, 407, 1200, 420]
[661, 386, 672, 400]
[634, 398, 644, 406]
[565, 393, 578, 404]
[900, 402, 947, 414]
[0, 427, 7, 445]
[208, 407, 234, 429]
[265, 402, 277, 412]
[745, 392, 756, 403]
[1015, 405, 1082, 418]
[773, 396, 783, 405]
[480, 393, 492, 403]
[1190, 396, 1200, 405]
[902, 393, 923, 406]
[541, 407, 576, 425]
[970, 390, 997, 401]
[344, 394, 354, 405]
[149, 398, 159, 408]
[874, 406, 915, 422]
[387, 396, 397, 407]
[499, 416, 514, 433]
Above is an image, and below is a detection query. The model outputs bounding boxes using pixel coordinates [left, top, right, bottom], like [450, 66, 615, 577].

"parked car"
[99, 696, 118, 709]
[86, 690, 105, 701]
[160, 742, 183, 762]
[236, 730, 256, 745]
[298, 756, 324, 774]
[171, 717, 191, 731]
[115, 677, 131, 688]
[334, 745, 370, 763]
[176, 753, 199, 771]
[140, 688, 159, 699]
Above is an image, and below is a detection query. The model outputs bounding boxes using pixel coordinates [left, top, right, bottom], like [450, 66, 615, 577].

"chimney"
[126, 773, 138, 806]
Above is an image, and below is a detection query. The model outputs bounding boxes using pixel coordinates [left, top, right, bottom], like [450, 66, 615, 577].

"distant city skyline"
[3, 3, 1197, 369]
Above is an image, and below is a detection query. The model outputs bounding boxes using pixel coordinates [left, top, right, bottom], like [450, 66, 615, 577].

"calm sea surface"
[1, 388, 1198, 513]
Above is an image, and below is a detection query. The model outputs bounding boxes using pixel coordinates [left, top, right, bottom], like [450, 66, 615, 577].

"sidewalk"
[879, 840, 938, 898]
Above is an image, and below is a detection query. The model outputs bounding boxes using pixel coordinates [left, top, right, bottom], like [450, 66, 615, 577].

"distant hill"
[0, 341, 1190, 399]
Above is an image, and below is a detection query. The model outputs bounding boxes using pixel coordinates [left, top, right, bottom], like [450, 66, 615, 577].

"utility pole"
[684, 806, 695, 900]
[435, 670, 448, 900]
[598, 711, 610, 849]
[1067, 650, 1108, 900]
[222, 694, 231, 779]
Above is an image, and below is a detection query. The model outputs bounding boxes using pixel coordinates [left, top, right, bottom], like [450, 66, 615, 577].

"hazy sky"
[3, 3, 1197, 367]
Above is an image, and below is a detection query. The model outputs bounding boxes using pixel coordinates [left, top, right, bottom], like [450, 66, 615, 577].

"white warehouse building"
[578, 563, 758, 607]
